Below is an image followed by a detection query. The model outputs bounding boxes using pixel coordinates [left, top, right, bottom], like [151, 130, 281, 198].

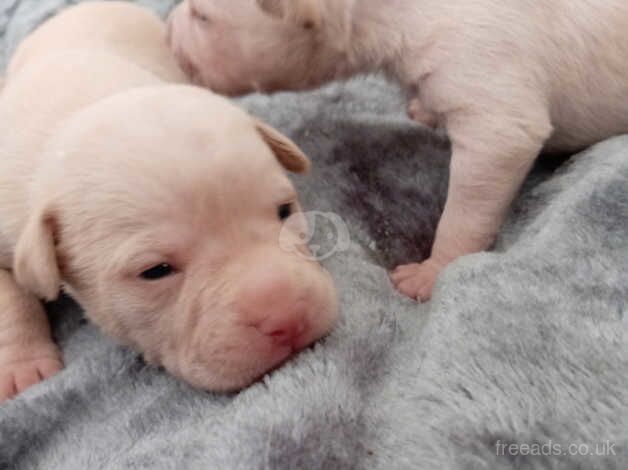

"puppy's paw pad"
[0, 354, 63, 403]
[390, 259, 443, 302]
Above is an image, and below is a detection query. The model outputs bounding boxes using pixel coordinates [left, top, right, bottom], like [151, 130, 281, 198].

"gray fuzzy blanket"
[1, 1, 627, 469]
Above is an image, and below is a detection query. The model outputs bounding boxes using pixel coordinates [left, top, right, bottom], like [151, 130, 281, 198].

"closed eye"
[140, 263, 177, 281]
[190, 3, 210, 23]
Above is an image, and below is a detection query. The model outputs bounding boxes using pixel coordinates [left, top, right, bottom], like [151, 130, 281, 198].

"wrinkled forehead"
[154, 126, 297, 220]
[52, 106, 294, 230]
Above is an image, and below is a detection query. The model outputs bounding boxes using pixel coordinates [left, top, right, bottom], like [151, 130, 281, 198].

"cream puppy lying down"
[168, 0, 628, 301]
[0, 1, 337, 403]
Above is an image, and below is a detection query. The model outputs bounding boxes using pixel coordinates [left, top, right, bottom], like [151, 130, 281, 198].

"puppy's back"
[7, 1, 187, 83]
[0, 2, 186, 256]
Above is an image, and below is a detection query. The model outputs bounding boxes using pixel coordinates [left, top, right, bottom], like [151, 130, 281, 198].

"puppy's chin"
[164, 335, 300, 393]
[194, 68, 260, 97]
[171, 54, 239, 95]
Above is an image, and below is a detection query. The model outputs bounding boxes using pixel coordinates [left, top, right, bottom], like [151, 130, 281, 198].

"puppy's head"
[14, 85, 338, 391]
[167, 0, 353, 95]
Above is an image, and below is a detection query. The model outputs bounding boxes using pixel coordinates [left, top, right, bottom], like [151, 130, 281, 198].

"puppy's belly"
[546, 111, 628, 154]
[545, 82, 628, 153]
[545, 101, 628, 152]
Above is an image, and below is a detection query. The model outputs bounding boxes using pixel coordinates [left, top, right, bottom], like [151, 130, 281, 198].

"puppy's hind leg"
[0, 269, 62, 402]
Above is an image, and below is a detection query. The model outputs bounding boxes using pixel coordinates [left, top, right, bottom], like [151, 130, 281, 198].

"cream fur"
[168, 0, 628, 301]
[0, 1, 337, 402]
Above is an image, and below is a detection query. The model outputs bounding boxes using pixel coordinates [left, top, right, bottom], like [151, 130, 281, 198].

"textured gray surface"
[0, 1, 627, 469]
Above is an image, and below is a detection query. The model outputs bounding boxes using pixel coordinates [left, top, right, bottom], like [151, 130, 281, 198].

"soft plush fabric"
[0, 1, 626, 469]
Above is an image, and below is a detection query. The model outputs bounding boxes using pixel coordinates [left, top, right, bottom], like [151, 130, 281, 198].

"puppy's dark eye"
[140, 263, 175, 280]
[278, 203, 293, 221]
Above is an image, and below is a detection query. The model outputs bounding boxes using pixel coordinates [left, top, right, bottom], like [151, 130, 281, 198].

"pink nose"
[258, 314, 307, 347]
[237, 269, 309, 347]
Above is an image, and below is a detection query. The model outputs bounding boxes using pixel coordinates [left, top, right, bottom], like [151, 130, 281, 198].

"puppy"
[168, 0, 628, 301]
[0, 1, 337, 403]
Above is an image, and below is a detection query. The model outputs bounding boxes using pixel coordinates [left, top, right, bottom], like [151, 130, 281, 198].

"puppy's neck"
[339, 0, 436, 85]
[345, 1, 400, 73]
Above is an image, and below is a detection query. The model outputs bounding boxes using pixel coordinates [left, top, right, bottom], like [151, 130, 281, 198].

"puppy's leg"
[0, 269, 62, 402]
[407, 98, 438, 129]
[392, 108, 552, 301]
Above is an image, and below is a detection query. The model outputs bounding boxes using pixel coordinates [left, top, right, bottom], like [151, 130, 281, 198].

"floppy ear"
[257, 0, 322, 29]
[255, 121, 311, 174]
[13, 208, 61, 301]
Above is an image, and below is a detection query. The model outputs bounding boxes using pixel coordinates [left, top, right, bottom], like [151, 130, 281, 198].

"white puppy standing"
[0, 2, 337, 403]
[169, 0, 628, 301]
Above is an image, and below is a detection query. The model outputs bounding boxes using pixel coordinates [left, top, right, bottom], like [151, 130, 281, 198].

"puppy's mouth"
[249, 78, 285, 95]
[174, 51, 201, 83]
[166, 27, 202, 83]
[249, 338, 320, 386]
[251, 80, 266, 94]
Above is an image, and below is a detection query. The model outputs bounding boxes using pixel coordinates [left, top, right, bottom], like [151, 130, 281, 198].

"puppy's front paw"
[390, 258, 445, 302]
[406, 99, 438, 129]
[0, 345, 63, 403]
